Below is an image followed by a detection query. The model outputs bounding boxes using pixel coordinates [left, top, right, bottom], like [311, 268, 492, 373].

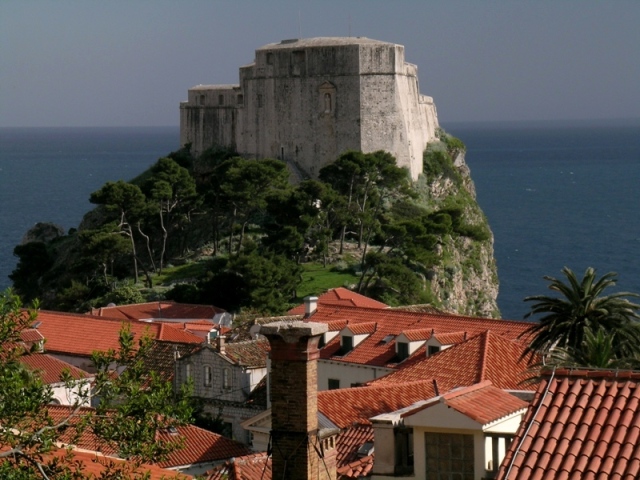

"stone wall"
[179, 37, 439, 180]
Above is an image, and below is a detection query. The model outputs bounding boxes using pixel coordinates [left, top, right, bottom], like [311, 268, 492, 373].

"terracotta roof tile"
[312, 305, 533, 367]
[345, 321, 377, 335]
[400, 328, 432, 341]
[206, 452, 271, 480]
[318, 380, 437, 428]
[433, 331, 468, 345]
[19, 353, 89, 384]
[372, 330, 540, 392]
[497, 369, 640, 480]
[44, 449, 190, 479]
[46, 405, 248, 469]
[288, 287, 388, 315]
[156, 424, 250, 468]
[91, 301, 224, 320]
[224, 339, 270, 367]
[33, 310, 201, 357]
[141, 341, 202, 382]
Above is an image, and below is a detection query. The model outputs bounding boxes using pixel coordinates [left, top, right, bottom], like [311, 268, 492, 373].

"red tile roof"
[404, 381, 528, 425]
[497, 369, 640, 480]
[156, 424, 251, 468]
[288, 287, 388, 314]
[44, 449, 191, 479]
[33, 310, 202, 357]
[318, 380, 437, 428]
[345, 321, 377, 335]
[19, 353, 89, 384]
[206, 452, 272, 480]
[433, 331, 468, 345]
[312, 305, 532, 367]
[91, 301, 225, 320]
[335, 423, 374, 477]
[224, 339, 270, 367]
[46, 405, 249, 469]
[372, 330, 540, 392]
[401, 328, 433, 341]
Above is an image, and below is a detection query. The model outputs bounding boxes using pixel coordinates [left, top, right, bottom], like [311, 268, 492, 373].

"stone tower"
[259, 321, 337, 480]
[180, 37, 439, 180]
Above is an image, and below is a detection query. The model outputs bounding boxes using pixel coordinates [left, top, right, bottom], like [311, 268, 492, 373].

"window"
[318, 334, 326, 348]
[428, 345, 440, 356]
[485, 434, 514, 475]
[266, 52, 274, 65]
[328, 378, 340, 390]
[218, 94, 224, 106]
[222, 368, 231, 390]
[425, 432, 474, 479]
[397, 342, 410, 361]
[395, 427, 414, 475]
[199, 95, 205, 106]
[185, 363, 193, 379]
[237, 94, 244, 106]
[341, 335, 354, 354]
[203, 365, 212, 387]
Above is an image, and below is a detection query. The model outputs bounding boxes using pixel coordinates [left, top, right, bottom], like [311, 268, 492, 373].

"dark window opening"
[397, 342, 410, 361]
[328, 378, 340, 390]
[341, 335, 354, 354]
[395, 427, 414, 475]
[237, 94, 244, 106]
[218, 94, 224, 106]
[428, 345, 440, 356]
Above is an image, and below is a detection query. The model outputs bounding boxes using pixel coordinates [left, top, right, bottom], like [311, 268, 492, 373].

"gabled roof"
[288, 287, 388, 315]
[497, 369, 640, 480]
[402, 381, 528, 426]
[33, 310, 202, 357]
[371, 330, 539, 392]
[19, 353, 89, 384]
[312, 305, 532, 367]
[141, 341, 202, 383]
[317, 380, 437, 428]
[91, 301, 224, 321]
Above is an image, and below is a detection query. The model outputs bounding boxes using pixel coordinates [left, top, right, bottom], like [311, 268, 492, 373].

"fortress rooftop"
[257, 36, 397, 50]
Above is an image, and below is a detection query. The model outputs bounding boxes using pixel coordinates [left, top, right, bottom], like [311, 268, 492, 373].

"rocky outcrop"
[21, 222, 65, 245]
[419, 146, 500, 318]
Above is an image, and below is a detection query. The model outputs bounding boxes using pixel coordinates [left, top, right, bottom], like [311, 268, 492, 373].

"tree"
[0, 288, 193, 478]
[90, 181, 148, 285]
[523, 267, 640, 360]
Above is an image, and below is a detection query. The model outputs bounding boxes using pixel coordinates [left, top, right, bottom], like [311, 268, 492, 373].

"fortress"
[180, 37, 439, 180]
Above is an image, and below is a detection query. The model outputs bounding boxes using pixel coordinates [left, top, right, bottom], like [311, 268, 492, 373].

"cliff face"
[418, 142, 500, 318]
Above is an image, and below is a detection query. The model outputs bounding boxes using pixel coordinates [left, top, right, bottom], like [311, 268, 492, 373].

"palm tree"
[522, 267, 640, 360]
[543, 325, 640, 369]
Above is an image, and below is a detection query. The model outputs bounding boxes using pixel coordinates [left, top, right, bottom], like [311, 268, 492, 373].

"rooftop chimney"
[259, 321, 336, 480]
[304, 296, 319, 317]
[217, 335, 226, 355]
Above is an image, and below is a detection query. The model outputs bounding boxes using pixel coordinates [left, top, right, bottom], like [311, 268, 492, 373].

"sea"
[1, 120, 639, 320]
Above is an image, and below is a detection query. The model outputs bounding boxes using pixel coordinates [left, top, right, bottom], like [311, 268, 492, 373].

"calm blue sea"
[1, 121, 639, 319]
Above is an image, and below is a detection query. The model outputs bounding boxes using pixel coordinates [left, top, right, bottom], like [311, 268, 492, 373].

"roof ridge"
[442, 380, 493, 400]
[478, 330, 490, 383]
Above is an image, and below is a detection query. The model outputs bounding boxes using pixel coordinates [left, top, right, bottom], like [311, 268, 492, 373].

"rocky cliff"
[417, 135, 500, 317]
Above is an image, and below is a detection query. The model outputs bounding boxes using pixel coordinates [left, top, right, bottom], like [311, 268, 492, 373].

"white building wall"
[317, 359, 392, 390]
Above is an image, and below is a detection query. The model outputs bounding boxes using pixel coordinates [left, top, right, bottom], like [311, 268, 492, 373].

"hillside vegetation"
[11, 130, 500, 317]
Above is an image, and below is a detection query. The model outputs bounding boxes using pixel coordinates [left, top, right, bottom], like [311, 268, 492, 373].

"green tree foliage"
[523, 267, 640, 363]
[0, 289, 193, 478]
[10, 242, 53, 303]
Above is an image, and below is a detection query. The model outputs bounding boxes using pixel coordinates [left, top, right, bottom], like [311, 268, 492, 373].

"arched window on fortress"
[318, 81, 336, 116]
[324, 93, 332, 113]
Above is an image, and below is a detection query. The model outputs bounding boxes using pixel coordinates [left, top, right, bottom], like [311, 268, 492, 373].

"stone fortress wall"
[180, 37, 439, 180]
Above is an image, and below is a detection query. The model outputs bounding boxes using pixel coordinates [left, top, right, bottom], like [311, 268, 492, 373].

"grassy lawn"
[297, 263, 360, 301]
[154, 261, 210, 286]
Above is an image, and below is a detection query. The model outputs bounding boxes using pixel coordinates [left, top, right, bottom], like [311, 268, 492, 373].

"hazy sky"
[2, 1, 639, 127]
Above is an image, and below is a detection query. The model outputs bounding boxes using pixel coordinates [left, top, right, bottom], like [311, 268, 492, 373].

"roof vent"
[32, 321, 42, 329]
[166, 426, 179, 435]
[280, 38, 299, 44]
[381, 334, 395, 344]
[107, 302, 116, 308]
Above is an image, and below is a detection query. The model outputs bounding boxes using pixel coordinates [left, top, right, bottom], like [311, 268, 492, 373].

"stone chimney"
[216, 335, 226, 355]
[304, 295, 319, 317]
[260, 321, 336, 480]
